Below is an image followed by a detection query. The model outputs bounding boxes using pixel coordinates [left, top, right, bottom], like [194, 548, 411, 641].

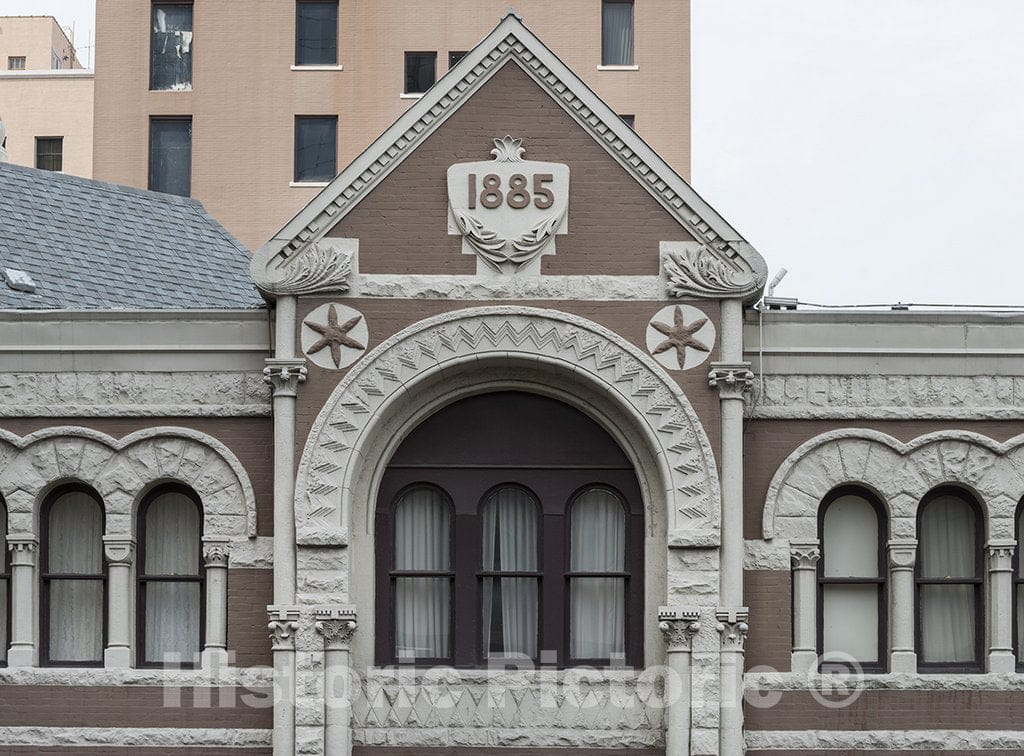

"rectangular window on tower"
[404, 52, 436, 95]
[35, 137, 64, 172]
[151, 2, 194, 91]
[601, 0, 634, 66]
[8, 56, 26, 70]
[294, 116, 338, 183]
[295, 0, 338, 66]
[149, 117, 192, 196]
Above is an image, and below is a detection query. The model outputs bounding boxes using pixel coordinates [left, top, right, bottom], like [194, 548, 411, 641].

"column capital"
[267, 605, 302, 651]
[887, 538, 918, 569]
[716, 607, 749, 651]
[102, 535, 135, 566]
[314, 606, 358, 651]
[790, 540, 821, 570]
[708, 362, 755, 399]
[202, 537, 231, 568]
[658, 606, 701, 652]
[987, 539, 1017, 571]
[263, 357, 308, 397]
[7, 533, 38, 564]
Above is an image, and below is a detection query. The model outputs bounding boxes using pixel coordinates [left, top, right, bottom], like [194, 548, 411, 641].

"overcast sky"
[6, 1, 1024, 307]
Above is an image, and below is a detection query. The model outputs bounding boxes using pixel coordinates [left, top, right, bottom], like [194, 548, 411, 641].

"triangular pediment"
[251, 12, 766, 301]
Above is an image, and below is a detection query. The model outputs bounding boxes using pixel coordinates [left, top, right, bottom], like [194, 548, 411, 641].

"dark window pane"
[35, 137, 63, 172]
[151, 3, 193, 90]
[144, 581, 201, 664]
[149, 118, 192, 196]
[49, 579, 104, 662]
[8, 56, 26, 70]
[296, 1, 338, 65]
[619, 114, 636, 129]
[404, 52, 436, 94]
[294, 116, 337, 182]
[602, 0, 634, 66]
[448, 51, 466, 68]
[920, 584, 976, 663]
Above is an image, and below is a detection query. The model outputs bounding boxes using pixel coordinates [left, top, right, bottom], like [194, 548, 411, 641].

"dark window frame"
[293, 115, 338, 183]
[403, 51, 437, 95]
[601, 0, 635, 66]
[148, 116, 192, 196]
[136, 483, 205, 669]
[149, 0, 194, 91]
[34, 136, 64, 172]
[7, 56, 26, 71]
[448, 51, 467, 69]
[0, 498, 9, 668]
[915, 485, 986, 673]
[39, 483, 107, 668]
[816, 485, 888, 674]
[1014, 498, 1024, 671]
[295, 0, 339, 66]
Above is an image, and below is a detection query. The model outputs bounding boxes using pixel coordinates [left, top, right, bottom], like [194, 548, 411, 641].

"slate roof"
[0, 162, 263, 309]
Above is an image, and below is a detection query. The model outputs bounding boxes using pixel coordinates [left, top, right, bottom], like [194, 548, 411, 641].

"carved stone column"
[202, 537, 231, 668]
[716, 608, 749, 756]
[269, 605, 301, 756]
[315, 607, 358, 756]
[103, 536, 135, 669]
[7, 536, 37, 667]
[659, 607, 700, 756]
[987, 540, 1016, 673]
[790, 541, 821, 673]
[887, 538, 917, 673]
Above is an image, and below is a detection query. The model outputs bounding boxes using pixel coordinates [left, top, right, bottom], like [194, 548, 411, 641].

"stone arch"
[0, 427, 256, 540]
[764, 428, 1024, 543]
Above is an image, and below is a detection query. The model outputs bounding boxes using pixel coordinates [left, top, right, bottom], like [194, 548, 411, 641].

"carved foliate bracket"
[102, 536, 135, 566]
[268, 606, 302, 651]
[658, 606, 701, 652]
[789, 540, 821, 570]
[708, 362, 755, 400]
[716, 608, 749, 652]
[987, 539, 1016, 572]
[253, 240, 354, 297]
[263, 358, 308, 398]
[887, 539, 918, 570]
[662, 242, 761, 300]
[314, 606, 358, 650]
[202, 537, 231, 568]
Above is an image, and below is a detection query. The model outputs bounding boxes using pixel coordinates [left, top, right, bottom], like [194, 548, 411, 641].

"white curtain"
[602, 1, 634, 65]
[822, 495, 880, 663]
[395, 487, 450, 659]
[481, 487, 538, 659]
[919, 495, 977, 663]
[144, 492, 201, 664]
[570, 488, 626, 659]
[48, 491, 104, 662]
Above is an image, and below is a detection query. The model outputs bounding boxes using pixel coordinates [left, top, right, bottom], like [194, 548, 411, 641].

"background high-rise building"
[92, 0, 690, 249]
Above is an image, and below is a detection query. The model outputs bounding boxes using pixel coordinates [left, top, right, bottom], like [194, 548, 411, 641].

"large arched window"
[41, 485, 106, 667]
[818, 488, 886, 672]
[1015, 500, 1024, 670]
[375, 391, 644, 667]
[137, 485, 204, 667]
[916, 488, 984, 672]
[0, 499, 8, 667]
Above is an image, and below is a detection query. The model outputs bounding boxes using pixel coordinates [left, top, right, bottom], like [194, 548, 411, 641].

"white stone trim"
[744, 538, 791, 570]
[0, 666, 273, 686]
[596, 64, 640, 71]
[228, 536, 274, 567]
[746, 729, 1024, 750]
[0, 726, 272, 748]
[347, 272, 667, 300]
[290, 181, 330, 188]
[747, 671, 1024, 691]
[290, 65, 343, 71]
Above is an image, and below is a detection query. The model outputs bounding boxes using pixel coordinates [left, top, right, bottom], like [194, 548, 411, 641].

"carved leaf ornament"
[664, 246, 758, 299]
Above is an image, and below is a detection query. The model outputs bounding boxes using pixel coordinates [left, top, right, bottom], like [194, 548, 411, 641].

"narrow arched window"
[916, 489, 983, 671]
[819, 490, 886, 671]
[481, 485, 540, 660]
[392, 485, 452, 663]
[0, 499, 8, 667]
[41, 486, 105, 666]
[569, 487, 627, 663]
[1015, 501, 1024, 670]
[138, 486, 203, 667]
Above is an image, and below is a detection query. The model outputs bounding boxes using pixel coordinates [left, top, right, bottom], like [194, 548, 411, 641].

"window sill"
[399, 92, 424, 99]
[289, 181, 330, 188]
[597, 64, 639, 71]
[291, 64, 344, 71]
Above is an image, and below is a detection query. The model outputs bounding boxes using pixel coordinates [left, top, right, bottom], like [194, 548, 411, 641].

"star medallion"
[305, 304, 366, 368]
[650, 306, 711, 367]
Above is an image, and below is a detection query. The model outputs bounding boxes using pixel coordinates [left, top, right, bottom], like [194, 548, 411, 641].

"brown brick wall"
[744, 569, 791, 672]
[0, 417, 274, 536]
[352, 750, 663, 756]
[747, 752, 1000, 756]
[745, 690, 1024, 731]
[0, 685, 272, 728]
[743, 418, 1024, 540]
[0, 750, 270, 755]
[328, 63, 694, 277]
[228, 567, 274, 667]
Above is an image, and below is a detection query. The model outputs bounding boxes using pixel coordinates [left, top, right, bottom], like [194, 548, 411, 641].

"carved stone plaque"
[447, 136, 569, 275]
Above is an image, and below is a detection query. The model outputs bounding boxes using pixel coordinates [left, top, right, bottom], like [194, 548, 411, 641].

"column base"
[7, 645, 34, 668]
[104, 646, 132, 668]
[790, 650, 818, 674]
[202, 646, 229, 670]
[988, 649, 1016, 674]
[890, 650, 917, 673]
